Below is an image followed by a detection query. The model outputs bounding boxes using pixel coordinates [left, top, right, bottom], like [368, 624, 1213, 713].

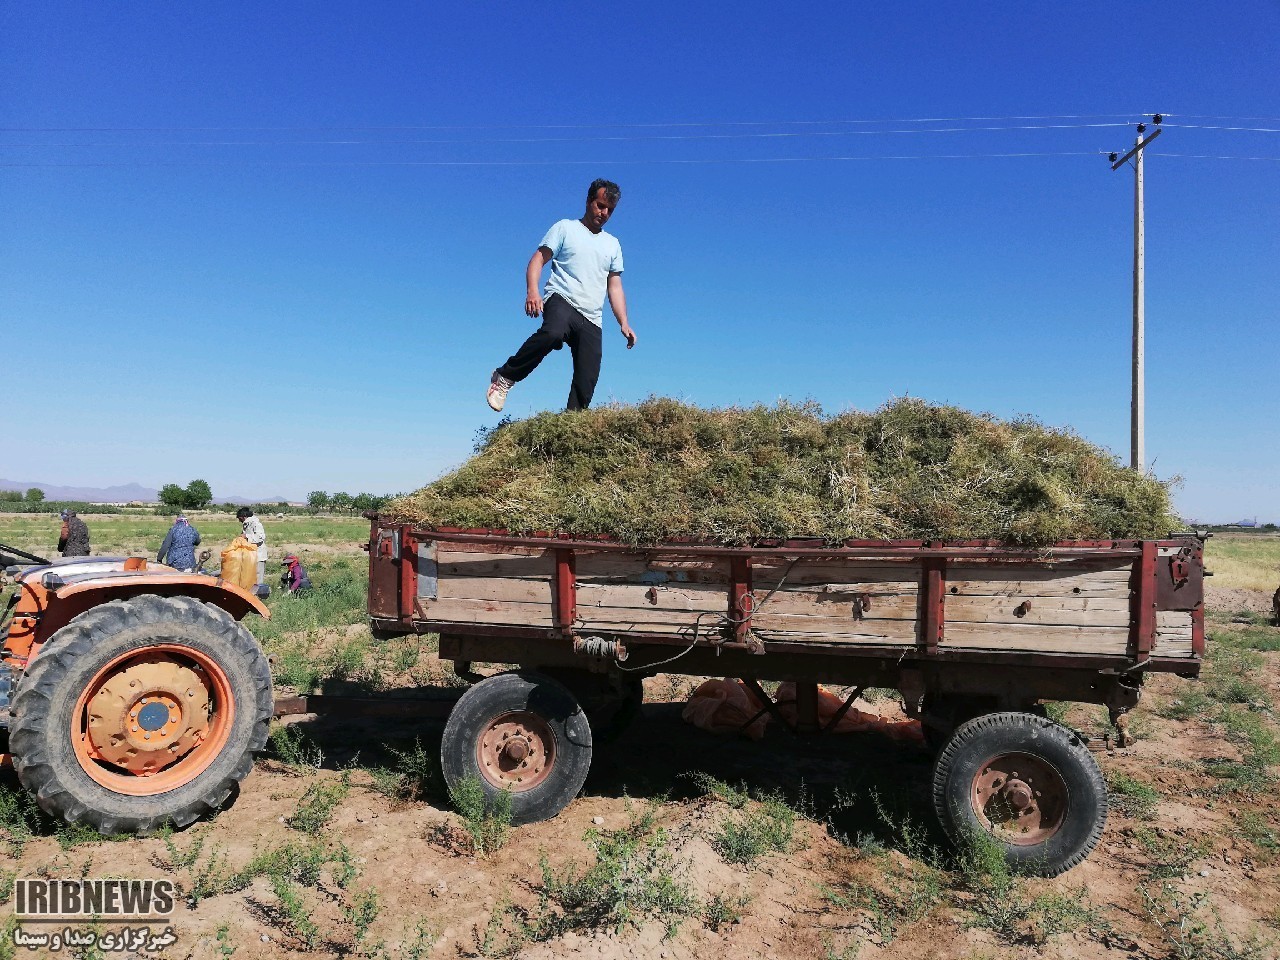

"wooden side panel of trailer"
[410, 541, 1197, 660]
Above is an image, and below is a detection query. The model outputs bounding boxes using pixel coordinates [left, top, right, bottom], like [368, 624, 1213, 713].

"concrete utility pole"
[1109, 117, 1163, 471]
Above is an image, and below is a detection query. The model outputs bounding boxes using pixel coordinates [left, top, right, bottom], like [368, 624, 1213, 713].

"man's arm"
[525, 247, 553, 318]
[607, 273, 636, 348]
[157, 528, 173, 563]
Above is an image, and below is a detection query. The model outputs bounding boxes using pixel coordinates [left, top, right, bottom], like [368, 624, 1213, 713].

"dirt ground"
[2, 589, 1277, 960]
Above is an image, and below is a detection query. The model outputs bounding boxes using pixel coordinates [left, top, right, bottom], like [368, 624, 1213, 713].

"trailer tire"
[542, 670, 643, 745]
[8, 595, 273, 835]
[932, 711, 1106, 877]
[441, 671, 592, 826]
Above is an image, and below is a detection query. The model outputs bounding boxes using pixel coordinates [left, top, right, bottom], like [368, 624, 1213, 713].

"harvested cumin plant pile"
[387, 398, 1179, 546]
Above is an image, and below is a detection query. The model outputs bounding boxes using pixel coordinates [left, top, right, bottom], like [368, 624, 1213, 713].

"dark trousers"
[497, 293, 603, 411]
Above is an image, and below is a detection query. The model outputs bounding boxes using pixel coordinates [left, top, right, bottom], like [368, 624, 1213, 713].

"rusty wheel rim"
[475, 711, 555, 793]
[72, 645, 234, 796]
[971, 752, 1067, 846]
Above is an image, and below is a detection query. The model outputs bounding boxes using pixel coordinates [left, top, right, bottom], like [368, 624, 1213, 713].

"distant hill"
[0, 479, 288, 505]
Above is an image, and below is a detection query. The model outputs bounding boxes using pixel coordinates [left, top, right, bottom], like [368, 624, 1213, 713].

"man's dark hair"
[236, 507, 252, 520]
[587, 178, 621, 204]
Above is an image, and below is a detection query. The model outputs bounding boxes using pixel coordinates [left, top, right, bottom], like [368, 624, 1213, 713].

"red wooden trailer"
[366, 518, 1205, 876]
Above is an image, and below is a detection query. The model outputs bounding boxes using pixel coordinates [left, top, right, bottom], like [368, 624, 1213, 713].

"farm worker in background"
[280, 554, 313, 595]
[157, 515, 201, 571]
[236, 507, 268, 585]
[57, 510, 90, 557]
[487, 178, 636, 413]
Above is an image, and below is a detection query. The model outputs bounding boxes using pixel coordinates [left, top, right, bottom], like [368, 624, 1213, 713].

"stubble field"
[1, 517, 1277, 960]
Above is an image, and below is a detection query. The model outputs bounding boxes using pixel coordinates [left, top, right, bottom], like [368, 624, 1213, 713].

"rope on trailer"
[614, 612, 716, 673]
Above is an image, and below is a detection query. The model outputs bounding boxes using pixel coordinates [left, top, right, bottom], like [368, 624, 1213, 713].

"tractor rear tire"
[441, 670, 592, 826]
[9, 594, 273, 834]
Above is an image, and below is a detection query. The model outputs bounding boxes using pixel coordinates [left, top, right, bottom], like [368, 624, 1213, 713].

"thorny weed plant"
[448, 776, 513, 856]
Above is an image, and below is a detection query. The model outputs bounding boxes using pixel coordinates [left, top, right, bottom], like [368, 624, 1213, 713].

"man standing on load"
[487, 178, 636, 413]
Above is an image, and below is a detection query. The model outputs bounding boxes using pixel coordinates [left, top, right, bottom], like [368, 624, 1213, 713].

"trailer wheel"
[441, 671, 592, 826]
[542, 670, 643, 744]
[932, 711, 1106, 877]
[8, 595, 273, 834]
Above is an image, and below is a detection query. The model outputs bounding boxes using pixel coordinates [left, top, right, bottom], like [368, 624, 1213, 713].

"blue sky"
[2, 2, 1276, 520]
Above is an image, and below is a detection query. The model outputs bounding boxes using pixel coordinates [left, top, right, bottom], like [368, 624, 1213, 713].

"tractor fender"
[8, 576, 269, 663]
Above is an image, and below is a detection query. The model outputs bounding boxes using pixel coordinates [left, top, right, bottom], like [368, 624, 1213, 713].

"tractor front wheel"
[9, 594, 273, 834]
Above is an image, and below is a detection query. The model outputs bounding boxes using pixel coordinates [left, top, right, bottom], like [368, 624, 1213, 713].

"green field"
[0, 512, 370, 559]
[1205, 533, 1280, 592]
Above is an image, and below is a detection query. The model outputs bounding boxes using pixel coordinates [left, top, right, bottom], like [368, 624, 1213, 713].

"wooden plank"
[575, 604, 725, 628]
[773, 579, 920, 595]
[754, 630, 915, 647]
[415, 596, 552, 626]
[947, 562, 1132, 598]
[945, 595, 1130, 628]
[437, 542, 550, 558]
[436, 575, 552, 603]
[754, 590, 919, 620]
[752, 561, 921, 587]
[437, 549, 555, 579]
[1154, 611, 1195, 658]
[751, 612, 919, 642]
[942, 621, 1129, 655]
[576, 554, 731, 585]
[573, 618, 702, 636]
[575, 582, 726, 613]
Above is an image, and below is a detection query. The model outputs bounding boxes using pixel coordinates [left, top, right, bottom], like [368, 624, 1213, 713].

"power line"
[0, 122, 1135, 150]
[0, 152, 1137, 169]
[0, 113, 1153, 134]
[1163, 123, 1280, 133]
[1151, 152, 1280, 161]
[6, 151, 1275, 169]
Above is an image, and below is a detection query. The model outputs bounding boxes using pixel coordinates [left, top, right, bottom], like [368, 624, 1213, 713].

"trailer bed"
[370, 527, 1203, 671]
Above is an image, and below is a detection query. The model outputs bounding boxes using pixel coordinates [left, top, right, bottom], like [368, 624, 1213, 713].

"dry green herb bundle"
[387, 398, 1180, 546]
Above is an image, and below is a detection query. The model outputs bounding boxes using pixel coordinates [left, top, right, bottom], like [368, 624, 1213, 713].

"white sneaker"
[487, 371, 514, 412]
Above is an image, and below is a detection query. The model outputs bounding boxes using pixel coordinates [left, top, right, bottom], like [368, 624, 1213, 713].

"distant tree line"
[158, 479, 214, 511]
[305, 491, 394, 514]
[0, 488, 46, 503]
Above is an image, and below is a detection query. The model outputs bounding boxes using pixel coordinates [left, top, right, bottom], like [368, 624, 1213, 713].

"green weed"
[449, 776, 512, 856]
[528, 804, 699, 939]
[712, 794, 795, 865]
[366, 738, 438, 802]
[0, 783, 48, 853]
[1240, 812, 1280, 862]
[1134, 828, 1206, 880]
[1107, 770, 1162, 819]
[269, 874, 321, 950]
[215, 923, 236, 957]
[287, 774, 351, 832]
[403, 920, 439, 960]
[955, 829, 1103, 945]
[703, 892, 750, 930]
[269, 724, 325, 770]
[342, 888, 381, 951]
[684, 771, 749, 808]
[1142, 882, 1276, 960]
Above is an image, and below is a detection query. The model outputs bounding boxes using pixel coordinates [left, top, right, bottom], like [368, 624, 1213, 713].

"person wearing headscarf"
[157, 515, 202, 572]
[57, 510, 91, 557]
[280, 554, 313, 595]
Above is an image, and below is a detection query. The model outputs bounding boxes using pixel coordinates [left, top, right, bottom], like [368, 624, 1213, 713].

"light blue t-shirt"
[539, 219, 624, 327]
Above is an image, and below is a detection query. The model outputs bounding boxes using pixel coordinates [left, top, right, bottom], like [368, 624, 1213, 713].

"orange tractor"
[0, 547, 273, 833]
